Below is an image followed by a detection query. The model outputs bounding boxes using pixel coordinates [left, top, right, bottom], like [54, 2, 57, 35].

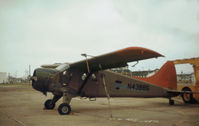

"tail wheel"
[181, 87, 194, 104]
[169, 99, 174, 105]
[58, 103, 71, 115]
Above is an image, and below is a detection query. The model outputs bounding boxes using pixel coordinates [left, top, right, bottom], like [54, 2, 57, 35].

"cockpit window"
[56, 64, 70, 71]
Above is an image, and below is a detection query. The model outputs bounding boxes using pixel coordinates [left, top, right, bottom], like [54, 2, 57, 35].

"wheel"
[181, 87, 194, 104]
[58, 103, 71, 115]
[169, 99, 174, 105]
[44, 99, 55, 109]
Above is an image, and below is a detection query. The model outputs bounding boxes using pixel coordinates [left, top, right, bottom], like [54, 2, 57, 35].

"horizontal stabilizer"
[167, 90, 199, 97]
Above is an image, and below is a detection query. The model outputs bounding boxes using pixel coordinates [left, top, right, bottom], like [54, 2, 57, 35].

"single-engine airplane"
[31, 47, 192, 115]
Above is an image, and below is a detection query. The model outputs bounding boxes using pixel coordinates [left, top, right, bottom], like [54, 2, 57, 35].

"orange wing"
[69, 47, 164, 72]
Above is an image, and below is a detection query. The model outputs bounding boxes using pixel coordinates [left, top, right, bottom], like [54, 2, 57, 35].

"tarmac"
[0, 84, 199, 126]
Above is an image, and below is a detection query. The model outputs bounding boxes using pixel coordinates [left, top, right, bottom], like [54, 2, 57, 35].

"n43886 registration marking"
[114, 80, 149, 91]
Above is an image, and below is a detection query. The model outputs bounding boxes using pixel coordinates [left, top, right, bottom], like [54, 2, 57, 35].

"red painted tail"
[133, 61, 177, 90]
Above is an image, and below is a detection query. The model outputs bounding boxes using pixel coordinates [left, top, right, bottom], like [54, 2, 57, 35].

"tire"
[181, 87, 194, 104]
[44, 99, 55, 109]
[169, 99, 174, 105]
[58, 103, 71, 115]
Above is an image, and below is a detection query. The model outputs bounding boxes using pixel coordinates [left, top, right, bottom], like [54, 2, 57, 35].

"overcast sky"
[1, 0, 199, 77]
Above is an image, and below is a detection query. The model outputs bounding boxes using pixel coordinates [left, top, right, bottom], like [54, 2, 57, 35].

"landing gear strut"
[58, 87, 72, 115]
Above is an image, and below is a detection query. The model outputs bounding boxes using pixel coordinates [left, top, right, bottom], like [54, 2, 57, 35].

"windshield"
[55, 64, 70, 71]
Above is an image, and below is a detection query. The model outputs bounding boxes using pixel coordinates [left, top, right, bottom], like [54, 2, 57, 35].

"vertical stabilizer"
[133, 61, 177, 90]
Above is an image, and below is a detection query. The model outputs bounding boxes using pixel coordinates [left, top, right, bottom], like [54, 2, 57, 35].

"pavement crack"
[0, 111, 27, 126]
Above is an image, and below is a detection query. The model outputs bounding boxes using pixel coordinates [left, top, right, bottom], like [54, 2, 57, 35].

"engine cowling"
[32, 68, 58, 95]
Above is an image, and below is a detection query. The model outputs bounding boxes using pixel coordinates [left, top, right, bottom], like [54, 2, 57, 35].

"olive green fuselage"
[44, 70, 170, 98]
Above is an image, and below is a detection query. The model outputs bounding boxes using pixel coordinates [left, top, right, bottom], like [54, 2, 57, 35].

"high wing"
[69, 47, 164, 72]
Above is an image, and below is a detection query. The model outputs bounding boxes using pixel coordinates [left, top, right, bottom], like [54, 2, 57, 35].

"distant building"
[132, 69, 159, 77]
[111, 67, 133, 76]
[112, 67, 195, 85]
[0, 72, 8, 83]
[8, 76, 23, 84]
[177, 73, 195, 85]
[111, 67, 159, 77]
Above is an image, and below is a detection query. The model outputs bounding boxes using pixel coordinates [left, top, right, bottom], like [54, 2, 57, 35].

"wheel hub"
[62, 106, 69, 113]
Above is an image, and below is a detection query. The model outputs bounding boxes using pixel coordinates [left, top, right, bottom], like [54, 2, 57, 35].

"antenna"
[29, 65, 31, 84]
[29, 65, 31, 77]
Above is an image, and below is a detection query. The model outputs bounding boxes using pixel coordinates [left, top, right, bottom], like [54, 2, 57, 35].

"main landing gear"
[44, 97, 72, 115]
[57, 87, 73, 115]
[44, 95, 62, 110]
[45, 99, 55, 109]
[44, 90, 72, 115]
[58, 103, 71, 115]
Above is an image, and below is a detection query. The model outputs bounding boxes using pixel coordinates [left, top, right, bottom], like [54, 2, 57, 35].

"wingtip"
[156, 53, 165, 58]
[119, 46, 165, 58]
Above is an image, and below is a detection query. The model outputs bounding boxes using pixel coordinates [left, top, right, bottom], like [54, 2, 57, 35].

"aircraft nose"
[31, 70, 38, 90]
[31, 69, 42, 92]
[31, 68, 58, 95]
[31, 68, 49, 95]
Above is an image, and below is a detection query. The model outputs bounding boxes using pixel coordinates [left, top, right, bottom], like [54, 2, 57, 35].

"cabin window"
[56, 64, 70, 71]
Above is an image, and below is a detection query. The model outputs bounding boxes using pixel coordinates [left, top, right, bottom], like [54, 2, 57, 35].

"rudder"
[133, 61, 177, 90]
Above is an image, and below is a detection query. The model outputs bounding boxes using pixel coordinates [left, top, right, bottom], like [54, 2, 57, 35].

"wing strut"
[100, 64, 113, 119]
[81, 53, 91, 73]
[81, 54, 113, 118]
[77, 54, 92, 95]
[102, 74, 113, 118]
